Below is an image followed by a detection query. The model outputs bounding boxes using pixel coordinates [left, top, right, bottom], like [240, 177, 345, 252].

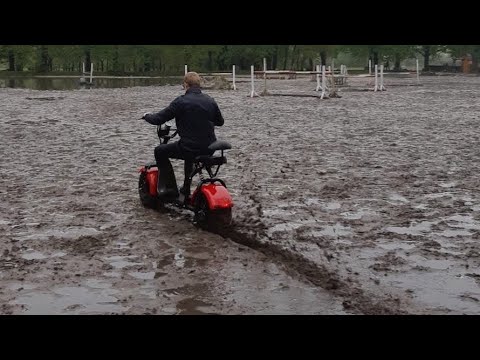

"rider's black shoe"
[157, 184, 177, 198]
[178, 186, 191, 204]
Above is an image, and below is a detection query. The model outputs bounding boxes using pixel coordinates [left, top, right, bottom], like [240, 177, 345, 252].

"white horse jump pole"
[321, 65, 327, 99]
[80, 62, 86, 83]
[315, 65, 327, 99]
[262, 57, 268, 95]
[232, 65, 237, 90]
[250, 65, 258, 97]
[416, 59, 420, 85]
[90, 63, 93, 84]
[380, 64, 385, 91]
[190, 64, 237, 90]
[184, 64, 188, 75]
[374, 64, 386, 91]
[250, 66, 329, 98]
[369, 60, 372, 75]
[315, 65, 321, 91]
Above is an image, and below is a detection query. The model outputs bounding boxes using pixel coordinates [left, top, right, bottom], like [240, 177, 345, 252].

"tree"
[380, 45, 416, 71]
[0, 45, 36, 72]
[447, 45, 480, 72]
[415, 45, 447, 71]
[83, 45, 92, 72]
[338, 45, 376, 69]
[7, 48, 15, 71]
[36, 45, 50, 73]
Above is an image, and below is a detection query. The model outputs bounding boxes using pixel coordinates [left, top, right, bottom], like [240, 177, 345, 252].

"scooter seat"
[194, 155, 227, 166]
[208, 140, 232, 152]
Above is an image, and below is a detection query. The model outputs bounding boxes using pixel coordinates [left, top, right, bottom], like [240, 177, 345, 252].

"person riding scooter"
[142, 71, 225, 200]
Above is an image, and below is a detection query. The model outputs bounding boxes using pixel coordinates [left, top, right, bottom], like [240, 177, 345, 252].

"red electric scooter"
[138, 123, 233, 229]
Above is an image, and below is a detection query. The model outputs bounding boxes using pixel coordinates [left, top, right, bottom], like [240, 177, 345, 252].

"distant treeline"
[0, 45, 478, 75]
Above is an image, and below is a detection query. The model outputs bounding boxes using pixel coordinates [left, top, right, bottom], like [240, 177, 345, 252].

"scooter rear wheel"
[194, 192, 232, 231]
[138, 172, 160, 209]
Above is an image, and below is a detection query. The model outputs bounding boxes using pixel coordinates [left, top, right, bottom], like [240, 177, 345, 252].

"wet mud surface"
[1, 74, 479, 314]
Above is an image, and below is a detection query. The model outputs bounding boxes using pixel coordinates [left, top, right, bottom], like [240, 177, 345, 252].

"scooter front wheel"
[193, 192, 232, 231]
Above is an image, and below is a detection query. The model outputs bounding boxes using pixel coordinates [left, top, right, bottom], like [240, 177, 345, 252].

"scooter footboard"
[200, 183, 233, 210]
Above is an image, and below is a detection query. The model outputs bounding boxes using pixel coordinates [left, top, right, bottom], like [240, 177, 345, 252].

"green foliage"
[0, 45, 477, 74]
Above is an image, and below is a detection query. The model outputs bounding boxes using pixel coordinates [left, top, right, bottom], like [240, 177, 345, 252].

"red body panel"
[193, 183, 233, 210]
[139, 166, 158, 196]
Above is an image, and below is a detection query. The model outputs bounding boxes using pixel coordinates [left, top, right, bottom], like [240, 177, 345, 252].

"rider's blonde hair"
[184, 71, 201, 88]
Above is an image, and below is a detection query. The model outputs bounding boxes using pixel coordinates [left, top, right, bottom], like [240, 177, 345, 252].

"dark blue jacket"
[144, 86, 224, 153]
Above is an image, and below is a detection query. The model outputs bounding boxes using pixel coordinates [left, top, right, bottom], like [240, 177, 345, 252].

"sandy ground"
[1, 74, 479, 314]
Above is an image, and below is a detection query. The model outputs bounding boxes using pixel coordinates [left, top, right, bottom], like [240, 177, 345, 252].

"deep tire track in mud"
[215, 223, 409, 314]
[145, 203, 407, 314]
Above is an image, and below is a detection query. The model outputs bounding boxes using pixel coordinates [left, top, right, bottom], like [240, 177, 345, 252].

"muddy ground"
[1, 74, 479, 314]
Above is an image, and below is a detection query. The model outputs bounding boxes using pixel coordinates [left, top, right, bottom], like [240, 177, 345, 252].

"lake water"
[0, 76, 183, 90]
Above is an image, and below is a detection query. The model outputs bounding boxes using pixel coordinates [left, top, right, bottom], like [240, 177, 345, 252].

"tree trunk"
[298, 54, 303, 70]
[85, 48, 91, 73]
[282, 46, 289, 70]
[217, 45, 228, 70]
[320, 51, 327, 67]
[207, 51, 213, 71]
[113, 46, 119, 73]
[471, 54, 478, 73]
[8, 50, 15, 71]
[38, 46, 49, 73]
[423, 46, 431, 71]
[239, 57, 245, 71]
[295, 54, 302, 70]
[144, 57, 151, 72]
[272, 46, 278, 70]
[289, 45, 297, 69]
[394, 53, 401, 71]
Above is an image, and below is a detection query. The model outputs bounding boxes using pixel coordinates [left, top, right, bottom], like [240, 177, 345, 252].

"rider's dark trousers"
[154, 142, 194, 194]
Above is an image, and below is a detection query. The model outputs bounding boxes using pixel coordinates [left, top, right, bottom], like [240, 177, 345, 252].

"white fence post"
[380, 64, 385, 91]
[263, 57, 267, 94]
[250, 65, 258, 97]
[321, 65, 327, 99]
[416, 58, 420, 85]
[315, 65, 321, 91]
